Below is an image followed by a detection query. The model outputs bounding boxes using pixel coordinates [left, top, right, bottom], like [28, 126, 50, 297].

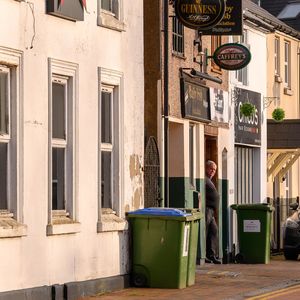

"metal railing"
[267, 196, 299, 253]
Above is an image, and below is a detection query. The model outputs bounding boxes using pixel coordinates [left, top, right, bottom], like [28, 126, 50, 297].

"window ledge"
[97, 12, 125, 32]
[275, 74, 282, 83]
[284, 87, 293, 96]
[47, 217, 81, 236]
[97, 210, 128, 232]
[172, 52, 186, 60]
[0, 215, 27, 238]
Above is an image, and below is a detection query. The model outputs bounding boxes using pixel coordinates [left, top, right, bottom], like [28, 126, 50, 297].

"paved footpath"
[80, 256, 300, 300]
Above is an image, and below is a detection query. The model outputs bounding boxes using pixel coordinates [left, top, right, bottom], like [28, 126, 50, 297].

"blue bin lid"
[127, 207, 192, 217]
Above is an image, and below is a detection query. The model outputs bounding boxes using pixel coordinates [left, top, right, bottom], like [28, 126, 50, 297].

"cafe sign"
[235, 88, 261, 146]
[213, 43, 251, 70]
[175, 0, 226, 30]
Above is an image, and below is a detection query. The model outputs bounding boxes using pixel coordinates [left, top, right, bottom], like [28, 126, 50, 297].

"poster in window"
[209, 88, 229, 123]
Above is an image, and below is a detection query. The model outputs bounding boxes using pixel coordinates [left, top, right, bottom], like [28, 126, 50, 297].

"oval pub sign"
[213, 43, 251, 70]
[175, 0, 226, 30]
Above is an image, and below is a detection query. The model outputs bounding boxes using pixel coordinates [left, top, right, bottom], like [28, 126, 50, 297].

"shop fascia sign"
[175, 0, 226, 30]
[212, 43, 251, 70]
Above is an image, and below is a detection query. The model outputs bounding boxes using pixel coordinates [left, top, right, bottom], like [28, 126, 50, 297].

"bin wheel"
[132, 273, 147, 287]
[235, 253, 244, 264]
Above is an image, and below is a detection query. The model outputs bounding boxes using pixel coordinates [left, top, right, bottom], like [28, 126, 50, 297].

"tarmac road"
[80, 255, 300, 300]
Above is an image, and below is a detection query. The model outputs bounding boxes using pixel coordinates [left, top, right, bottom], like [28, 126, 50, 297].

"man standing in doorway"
[205, 160, 222, 264]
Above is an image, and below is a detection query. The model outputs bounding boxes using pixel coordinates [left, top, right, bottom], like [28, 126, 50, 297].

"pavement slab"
[79, 255, 300, 300]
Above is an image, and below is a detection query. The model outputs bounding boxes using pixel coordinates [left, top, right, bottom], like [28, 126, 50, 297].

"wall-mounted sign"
[175, 0, 226, 30]
[235, 88, 261, 146]
[209, 88, 229, 123]
[213, 43, 251, 70]
[47, 0, 86, 21]
[180, 79, 211, 122]
[202, 0, 243, 35]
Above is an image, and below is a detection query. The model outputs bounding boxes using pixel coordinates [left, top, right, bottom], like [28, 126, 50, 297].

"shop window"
[172, 17, 184, 56]
[0, 48, 26, 238]
[98, 0, 125, 31]
[47, 59, 80, 235]
[234, 146, 253, 204]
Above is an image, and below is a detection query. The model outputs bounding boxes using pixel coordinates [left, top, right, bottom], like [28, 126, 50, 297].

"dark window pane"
[101, 151, 112, 208]
[101, 0, 112, 11]
[52, 148, 65, 210]
[52, 82, 66, 139]
[0, 143, 7, 209]
[101, 91, 112, 143]
[0, 72, 8, 135]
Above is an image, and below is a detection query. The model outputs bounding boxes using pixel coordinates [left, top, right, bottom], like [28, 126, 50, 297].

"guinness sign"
[213, 43, 251, 70]
[175, 0, 226, 30]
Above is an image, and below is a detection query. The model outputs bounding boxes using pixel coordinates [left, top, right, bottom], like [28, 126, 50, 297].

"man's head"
[206, 160, 217, 179]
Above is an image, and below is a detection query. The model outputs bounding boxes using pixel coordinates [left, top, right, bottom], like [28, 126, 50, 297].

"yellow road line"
[247, 284, 300, 299]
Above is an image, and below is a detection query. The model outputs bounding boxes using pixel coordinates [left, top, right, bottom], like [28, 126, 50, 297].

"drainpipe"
[163, 0, 169, 207]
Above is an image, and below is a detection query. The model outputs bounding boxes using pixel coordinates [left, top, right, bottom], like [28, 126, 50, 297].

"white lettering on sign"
[182, 225, 190, 257]
[243, 220, 261, 232]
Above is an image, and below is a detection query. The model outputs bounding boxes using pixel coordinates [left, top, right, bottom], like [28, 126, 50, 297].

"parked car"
[283, 202, 300, 260]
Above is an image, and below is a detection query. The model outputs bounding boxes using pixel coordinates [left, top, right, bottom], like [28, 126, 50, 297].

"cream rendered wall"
[228, 25, 268, 248]
[266, 33, 300, 199]
[229, 25, 268, 203]
[0, 0, 143, 292]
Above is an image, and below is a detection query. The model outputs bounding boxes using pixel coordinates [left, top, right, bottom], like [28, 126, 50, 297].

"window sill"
[275, 74, 282, 83]
[47, 216, 81, 236]
[97, 11, 125, 32]
[0, 213, 27, 238]
[172, 52, 186, 60]
[97, 209, 128, 232]
[284, 87, 293, 96]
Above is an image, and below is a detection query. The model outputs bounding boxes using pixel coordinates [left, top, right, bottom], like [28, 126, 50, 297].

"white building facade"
[0, 0, 144, 299]
[228, 2, 269, 255]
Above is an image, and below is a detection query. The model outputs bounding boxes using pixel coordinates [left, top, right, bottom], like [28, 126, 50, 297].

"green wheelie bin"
[231, 203, 274, 264]
[127, 208, 202, 289]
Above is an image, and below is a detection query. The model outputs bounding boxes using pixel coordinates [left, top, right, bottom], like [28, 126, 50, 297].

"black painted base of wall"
[0, 274, 130, 300]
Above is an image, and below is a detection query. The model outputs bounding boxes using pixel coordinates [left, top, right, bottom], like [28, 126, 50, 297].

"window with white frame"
[101, 86, 114, 209]
[274, 37, 280, 76]
[51, 76, 68, 211]
[98, 68, 126, 232]
[101, 0, 118, 16]
[233, 30, 249, 85]
[98, 0, 124, 31]
[47, 59, 78, 235]
[0, 47, 26, 238]
[234, 146, 253, 204]
[172, 17, 184, 56]
[284, 41, 291, 88]
[0, 66, 10, 211]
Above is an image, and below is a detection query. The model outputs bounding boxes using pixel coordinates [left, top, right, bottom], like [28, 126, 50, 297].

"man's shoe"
[205, 257, 213, 263]
[210, 256, 222, 264]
